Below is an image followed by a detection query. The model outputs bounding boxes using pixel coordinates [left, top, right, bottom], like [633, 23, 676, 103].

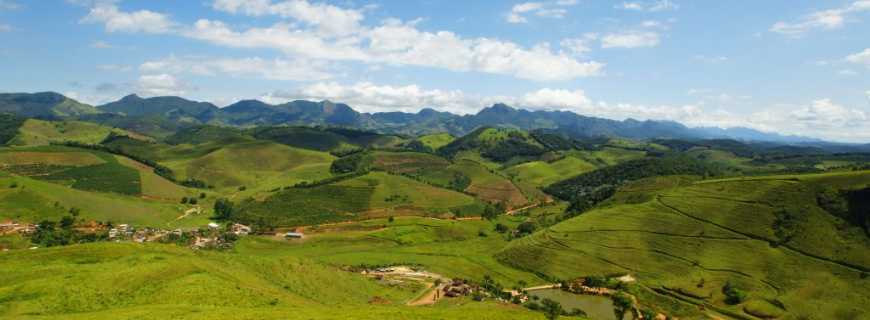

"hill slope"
[498, 171, 870, 319]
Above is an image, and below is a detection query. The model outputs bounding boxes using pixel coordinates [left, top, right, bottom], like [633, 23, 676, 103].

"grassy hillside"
[234, 172, 483, 227]
[498, 171, 870, 319]
[8, 119, 137, 146]
[0, 172, 201, 227]
[449, 159, 528, 209]
[505, 156, 597, 187]
[0, 238, 541, 319]
[163, 140, 335, 191]
[417, 133, 455, 150]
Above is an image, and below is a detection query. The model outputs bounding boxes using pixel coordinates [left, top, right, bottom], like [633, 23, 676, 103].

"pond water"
[529, 289, 630, 320]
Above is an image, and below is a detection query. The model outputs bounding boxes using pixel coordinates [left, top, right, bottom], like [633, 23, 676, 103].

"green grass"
[9, 119, 132, 147]
[0, 146, 142, 196]
[505, 156, 597, 187]
[163, 140, 335, 192]
[369, 151, 450, 174]
[417, 133, 455, 150]
[237, 172, 483, 227]
[497, 170, 870, 319]
[0, 240, 543, 319]
[449, 159, 528, 208]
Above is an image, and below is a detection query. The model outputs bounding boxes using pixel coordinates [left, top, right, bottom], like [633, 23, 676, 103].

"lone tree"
[541, 298, 563, 320]
[213, 198, 235, 221]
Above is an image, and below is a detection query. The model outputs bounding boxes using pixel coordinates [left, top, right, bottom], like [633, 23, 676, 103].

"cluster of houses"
[0, 220, 36, 235]
[442, 279, 475, 298]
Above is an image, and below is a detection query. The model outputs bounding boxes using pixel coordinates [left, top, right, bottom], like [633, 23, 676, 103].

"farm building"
[231, 223, 251, 235]
[284, 232, 304, 239]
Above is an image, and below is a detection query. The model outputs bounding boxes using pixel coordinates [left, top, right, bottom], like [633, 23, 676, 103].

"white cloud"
[770, 1, 870, 37]
[838, 69, 858, 76]
[97, 64, 132, 72]
[271, 82, 474, 114]
[505, 0, 577, 24]
[846, 48, 870, 68]
[0, 24, 10, 32]
[559, 33, 598, 55]
[90, 40, 114, 48]
[211, 0, 364, 36]
[693, 55, 728, 63]
[601, 31, 660, 48]
[0, 0, 18, 10]
[139, 55, 335, 81]
[184, 17, 603, 81]
[136, 74, 191, 96]
[616, 1, 679, 12]
[78, 0, 604, 82]
[518, 88, 592, 109]
[81, 3, 176, 34]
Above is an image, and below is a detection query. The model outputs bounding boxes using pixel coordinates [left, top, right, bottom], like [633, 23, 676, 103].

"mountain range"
[0, 91, 848, 145]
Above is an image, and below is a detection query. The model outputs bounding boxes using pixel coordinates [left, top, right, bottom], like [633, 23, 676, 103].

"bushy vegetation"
[0, 113, 25, 144]
[545, 156, 724, 214]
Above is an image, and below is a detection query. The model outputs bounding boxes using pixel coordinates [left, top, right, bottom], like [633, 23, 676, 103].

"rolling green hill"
[0, 238, 541, 319]
[162, 140, 335, 191]
[498, 171, 870, 319]
[0, 92, 100, 118]
[233, 171, 483, 227]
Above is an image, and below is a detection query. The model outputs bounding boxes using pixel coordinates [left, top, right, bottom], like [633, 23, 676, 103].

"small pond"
[529, 289, 631, 320]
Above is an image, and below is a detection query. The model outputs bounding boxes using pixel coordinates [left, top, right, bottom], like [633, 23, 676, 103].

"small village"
[0, 218, 306, 251]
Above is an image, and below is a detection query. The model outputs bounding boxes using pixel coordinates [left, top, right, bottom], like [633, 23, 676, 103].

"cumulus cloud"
[211, 0, 364, 36]
[559, 33, 598, 56]
[846, 48, 870, 68]
[601, 31, 660, 48]
[770, 1, 870, 37]
[183, 18, 603, 81]
[139, 55, 335, 81]
[505, 0, 577, 24]
[81, 3, 176, 33]
[136, 74, 192, 96]
[615, 1, 679, 12]
[266, 82, 473, 114]
[0, 0, 18, 10]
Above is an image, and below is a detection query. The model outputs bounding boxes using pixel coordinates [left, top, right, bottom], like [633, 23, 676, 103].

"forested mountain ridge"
[0, 91, 851, 147]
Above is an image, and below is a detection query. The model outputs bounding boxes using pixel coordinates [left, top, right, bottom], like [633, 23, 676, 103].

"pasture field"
[163, 140, 335, 191]
[568, 147, 646, 167]
[0, 239, 541, 319]
[497, 170, 870, 319]
[0, 146, 142, 196]
[8, 119, 131, 146]
[417, 133, 455, 150]
[0, 173, 202, 228]
[449, 159, 528, 209]
[237, 172, 484, 227]
[505, 156, 597, 187]
[368, 151, 450, 174]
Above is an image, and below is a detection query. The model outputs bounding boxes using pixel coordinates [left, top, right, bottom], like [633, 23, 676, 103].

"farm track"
[554, 229, 750, 241]
[657, 195, 870, 273]
[566, 238, 783, 294]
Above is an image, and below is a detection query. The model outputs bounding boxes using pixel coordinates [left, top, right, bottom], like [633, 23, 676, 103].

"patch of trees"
[31, 216, 107, 247]
[817, 186, 870, 236]
[0, 113, 25, 145]
[722, 282, 748, 305]
[330, 152, 372, 174]
[213, 198, 235, 221]
[480, 138, 548, 162]
[404, 140, 433, 153]
[545, 156, 723, 215]
[771, 207, 807, 245]
[59, 139, 179, 184]
[447, 172, 471, 191]
[438, 127, 548, 162]
[529, 130, 576, 151]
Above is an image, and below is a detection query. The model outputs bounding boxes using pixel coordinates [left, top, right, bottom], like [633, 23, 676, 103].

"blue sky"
[0, 0, 869, 141]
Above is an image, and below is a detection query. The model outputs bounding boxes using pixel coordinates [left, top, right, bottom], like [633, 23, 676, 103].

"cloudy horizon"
[1, 0, 869, 142]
